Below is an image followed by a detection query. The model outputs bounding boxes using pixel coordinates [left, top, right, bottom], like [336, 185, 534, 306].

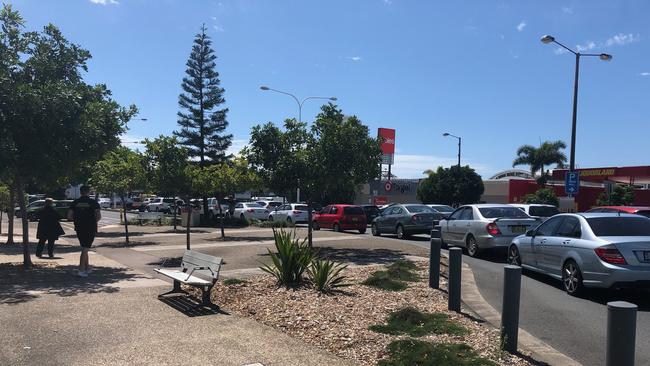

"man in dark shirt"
[68, 185, 101, 277]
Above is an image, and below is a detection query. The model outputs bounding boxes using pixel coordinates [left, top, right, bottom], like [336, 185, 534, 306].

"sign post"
[565, 171, 580, 196]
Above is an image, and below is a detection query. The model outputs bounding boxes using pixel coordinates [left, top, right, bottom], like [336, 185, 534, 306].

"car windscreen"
[478, 207, 530, 219]
[268, 202, 282, 208]
[343, 206, 364, 215]
[363, 206, 380, 215]
[431, 205, 454, 213]
[163, 199, 175, 203]
[295, 205, 309, 211]
[245, 203, 264, 208]
[529, 206, 560, 217]
[587, 217, 650, 236]
[405, 205, 435, 213]
[636, 210, 650, 218]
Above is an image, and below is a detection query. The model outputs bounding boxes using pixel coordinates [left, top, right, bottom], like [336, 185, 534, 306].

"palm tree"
[513, 140, 567, 185]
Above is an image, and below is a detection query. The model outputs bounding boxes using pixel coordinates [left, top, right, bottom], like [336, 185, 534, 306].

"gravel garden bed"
[202, 260, 536, 366]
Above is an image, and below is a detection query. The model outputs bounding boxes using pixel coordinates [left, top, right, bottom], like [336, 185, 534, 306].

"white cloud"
[605, 33, 640, 47]
[390, 154, 492, 179]
[227, 139, 248, 157]
[576, 41, 596, 52]
[383, 0, 392, 4]
[516, 22, 526, 32]
[90, 0, 119, 5]
[213, 24, 225, 32]
[554, 47, 568, 55]
[347, 56, 362, 62]
[640, 72, 650, 77]
[561, 6, 573, 14]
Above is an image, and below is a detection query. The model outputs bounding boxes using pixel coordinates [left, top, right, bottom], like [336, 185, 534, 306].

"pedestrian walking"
[67, 185, 101, 277]
[36, 198, 65, 258]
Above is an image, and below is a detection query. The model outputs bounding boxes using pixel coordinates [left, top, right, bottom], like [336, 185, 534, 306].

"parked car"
[508, 213, 650, 295]
[361, 205, 381, 224]
[313, 204, 367, 233]
[426, 204, 455, 224]
[510, 204, 560, 219]
[440, 204, 540, 257]
[232, 202, 270, 221]
[268, 203, 309, 223]
[257, 200, 283, 211]
[98, 197, 111, 209]
[371, 204, 436, 239]
[127, 197, 143, 210]
[15, 200, 72, 221]
[147, 197, 183, 213]
[586, 206, 650, 218]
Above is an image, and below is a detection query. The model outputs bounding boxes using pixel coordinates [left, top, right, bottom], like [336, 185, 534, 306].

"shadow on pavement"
[158, 294, 228, 317]
[200, 235, 275, 243]
[312, 247, 407, 265]
[0, 242, 81, 256]
[94, 241, 160, 248]
[0, 263, 144, 305]
[147, 256, 183, 267]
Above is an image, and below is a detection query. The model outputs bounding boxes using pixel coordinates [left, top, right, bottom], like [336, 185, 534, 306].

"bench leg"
[159, 280, 187, 297]
[200, 286, 214, 307]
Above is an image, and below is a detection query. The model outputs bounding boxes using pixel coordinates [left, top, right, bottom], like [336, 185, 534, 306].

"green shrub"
[362, 271, 408, 291]
[260, 229, 313, 287]
[308, 259, 349, 293]
[251, 219, 296, 228]
[223, 278, 248, 286]
[386, 260, 419, 282]
[369, 307, 468, 337]
[378, 339, 497, 366]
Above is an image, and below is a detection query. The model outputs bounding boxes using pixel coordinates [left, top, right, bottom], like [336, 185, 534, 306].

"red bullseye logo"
[385, 181, 392, 192]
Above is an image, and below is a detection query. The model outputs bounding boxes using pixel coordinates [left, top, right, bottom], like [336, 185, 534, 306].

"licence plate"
[510, 225, 526, 234]
[644, 251, 650, 261]
[352, 218, 358, 222]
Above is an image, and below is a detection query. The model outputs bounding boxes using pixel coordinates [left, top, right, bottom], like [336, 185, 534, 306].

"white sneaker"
[77, 270, 88, 278]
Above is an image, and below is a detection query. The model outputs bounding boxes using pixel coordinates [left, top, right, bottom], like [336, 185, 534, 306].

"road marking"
[131, 235, 365, 252]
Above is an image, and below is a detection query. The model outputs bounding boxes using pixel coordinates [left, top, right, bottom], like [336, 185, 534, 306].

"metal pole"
[569, 53, 580, 173]
[501, 265, 522, 353]
[429, 233, 441, 289]
[457, 137, 461, 168]
[606, 301, 637, 366]
[448, 247, 462, 312]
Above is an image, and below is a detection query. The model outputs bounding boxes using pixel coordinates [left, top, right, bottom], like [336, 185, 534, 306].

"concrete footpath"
[0, 241, 352, 366]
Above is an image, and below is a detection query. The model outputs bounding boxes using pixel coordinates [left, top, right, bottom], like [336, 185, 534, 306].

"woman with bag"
[36, 198, 65, 258]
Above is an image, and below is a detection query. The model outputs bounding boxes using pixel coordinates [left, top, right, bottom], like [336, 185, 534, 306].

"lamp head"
[260, 86, 270, 91]
[599, 53, 613, 61]
[540, 35, 555, 44]
[443, 133, 450, 137]
[329, 97, 338, 101]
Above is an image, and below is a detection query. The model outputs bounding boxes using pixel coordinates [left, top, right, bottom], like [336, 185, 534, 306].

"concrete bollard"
[500, 265, 522, 353]
[606, 301, 637, 366]
[448, 247, 462, 312]
[429, 233, 441, 289]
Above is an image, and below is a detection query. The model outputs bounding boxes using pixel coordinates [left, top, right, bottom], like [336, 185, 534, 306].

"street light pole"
[443, 133, 461, 168]
[540, 35, 612, 173]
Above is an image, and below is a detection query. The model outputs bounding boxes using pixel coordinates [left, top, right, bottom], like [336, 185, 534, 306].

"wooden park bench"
[154, 250, 223, 307]
[137, 211, 163, 225]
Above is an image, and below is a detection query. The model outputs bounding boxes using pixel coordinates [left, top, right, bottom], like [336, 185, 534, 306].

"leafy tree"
[596, 185, 635, 206]
[0, 5, 137, 266]
[522, 187, 559, 207]
[174, 24, 232, 217]
[91, 147, 147, 244]
[513, 140, 567, 185]
[143, 136, 191, 231]
[417, 166, 484, 206]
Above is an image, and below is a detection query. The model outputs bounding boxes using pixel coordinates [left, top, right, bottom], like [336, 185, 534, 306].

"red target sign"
[384, 181, 393, 192]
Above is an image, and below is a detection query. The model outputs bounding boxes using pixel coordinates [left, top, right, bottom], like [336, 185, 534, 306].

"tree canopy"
[143, 135, 191, 198]
[512, 140, 567, 185]
[522, 187, 559, 206]
[596, 185, 635, 206]
[417, 166, 484, 206]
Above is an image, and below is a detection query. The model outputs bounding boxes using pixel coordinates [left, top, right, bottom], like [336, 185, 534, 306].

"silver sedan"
[439, 204, 540, 257]
[508, 213, 650, 295]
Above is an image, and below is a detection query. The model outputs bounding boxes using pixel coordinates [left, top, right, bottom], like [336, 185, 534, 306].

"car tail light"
[594, 247, 627, 265]
[247, 209, 254, 213]
[293, 210, 300, 214]
[486, 222, 501, 236]
[412, 214, 422, 222]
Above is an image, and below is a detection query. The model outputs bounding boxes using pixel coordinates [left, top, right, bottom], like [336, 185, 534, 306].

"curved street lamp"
[540, 35, 612, 175]
[259, 86, 337, 123]
[443, 133, 461, 168]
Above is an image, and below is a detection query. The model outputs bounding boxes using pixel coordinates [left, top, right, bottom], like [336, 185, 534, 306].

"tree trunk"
[122, 195, 130, 245]
[307, 199, 313, 249]
[0, 210, 3, 235]
[173, 203, 178, 231]
[186, 202, 191, 250]
[218, 195, 225, 239]
[6, 187, 14, 244]
[16, 178, 32, 268]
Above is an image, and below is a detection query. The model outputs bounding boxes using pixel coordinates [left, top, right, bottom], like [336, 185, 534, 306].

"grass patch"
[362, 259, 418, 291]
[378, 339, 497, 366]
[362, 271, 408, 291]
[369, 307, 468, 337]
[223, 278, 248, 286]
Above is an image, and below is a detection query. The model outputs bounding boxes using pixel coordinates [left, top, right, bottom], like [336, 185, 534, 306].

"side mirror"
[525, 229, 536, 237]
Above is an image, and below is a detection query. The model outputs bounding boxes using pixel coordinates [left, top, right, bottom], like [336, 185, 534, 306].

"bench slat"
[154, 268, 212, 286]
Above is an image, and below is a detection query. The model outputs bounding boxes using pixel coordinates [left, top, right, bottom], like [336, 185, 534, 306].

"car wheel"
[333, 223, 341, 232]
[287, 217, 292, 224]
[240, 214, 247, 222]
[359, 227, 366, 234]
[440, 236, 448, 249]
[371, 223, 381, 236]
[269, 215, 274, 221]
[562, 260, 584, 296]
[396, 225, 407, 239]
[313, 221, 320, 230]
[507, 245, 522, 266]
[466, 235, 480, 257]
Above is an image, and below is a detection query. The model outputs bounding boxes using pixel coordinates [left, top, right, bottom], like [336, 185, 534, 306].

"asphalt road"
[381, 232, 649, 366]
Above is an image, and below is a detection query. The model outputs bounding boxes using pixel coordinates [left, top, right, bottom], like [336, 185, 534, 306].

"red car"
[586, 206, 650, 218]
[313, 204, 367, 233]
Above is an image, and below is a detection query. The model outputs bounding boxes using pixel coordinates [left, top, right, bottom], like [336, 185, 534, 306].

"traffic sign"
[565, 171, 580, 195]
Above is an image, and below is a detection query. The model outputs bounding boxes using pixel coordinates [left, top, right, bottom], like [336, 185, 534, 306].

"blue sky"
[9, 0, 650, 178]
